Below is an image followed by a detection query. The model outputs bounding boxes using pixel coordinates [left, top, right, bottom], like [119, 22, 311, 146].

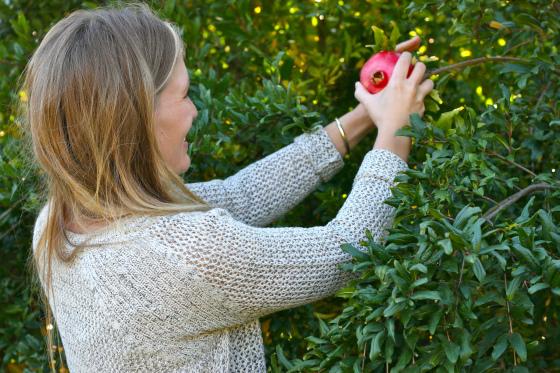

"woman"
[25, 3, 433, 372]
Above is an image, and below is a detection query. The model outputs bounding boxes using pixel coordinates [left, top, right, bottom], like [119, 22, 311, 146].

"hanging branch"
[483, 182, 554, 221]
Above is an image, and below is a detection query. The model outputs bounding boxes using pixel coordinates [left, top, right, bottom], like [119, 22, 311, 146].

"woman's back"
[33, 124, 408, 372]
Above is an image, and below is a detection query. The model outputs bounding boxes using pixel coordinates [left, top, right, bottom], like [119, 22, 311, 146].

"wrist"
[373, 133, 411, 162]
[353, 103, 375, 130]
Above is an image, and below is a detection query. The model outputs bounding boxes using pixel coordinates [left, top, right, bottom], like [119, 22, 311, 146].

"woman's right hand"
[354, 52, 434, 162]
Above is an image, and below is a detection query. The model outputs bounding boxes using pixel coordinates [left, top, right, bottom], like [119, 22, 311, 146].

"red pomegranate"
[360, 51, 414, 94]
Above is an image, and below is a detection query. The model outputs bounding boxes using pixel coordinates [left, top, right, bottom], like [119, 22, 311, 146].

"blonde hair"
[17, 2, 210, 370]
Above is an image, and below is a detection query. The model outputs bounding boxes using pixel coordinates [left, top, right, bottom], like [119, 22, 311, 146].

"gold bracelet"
[335, 117, 350, 155]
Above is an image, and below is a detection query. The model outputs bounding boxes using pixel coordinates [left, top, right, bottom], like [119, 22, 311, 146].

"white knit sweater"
[32, 125, 408, 372]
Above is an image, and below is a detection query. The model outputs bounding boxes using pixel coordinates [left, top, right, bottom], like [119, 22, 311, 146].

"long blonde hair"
[18, 2, 210, 370]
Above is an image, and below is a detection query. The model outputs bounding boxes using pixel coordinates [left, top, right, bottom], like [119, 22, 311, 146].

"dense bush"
[1, 0, 558, 372]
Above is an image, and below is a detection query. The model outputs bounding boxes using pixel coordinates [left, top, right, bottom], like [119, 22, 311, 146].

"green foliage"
[1, 0, 559, 372]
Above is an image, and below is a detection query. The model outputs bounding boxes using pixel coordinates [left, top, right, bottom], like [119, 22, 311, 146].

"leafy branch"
[483, 182, 554, 221]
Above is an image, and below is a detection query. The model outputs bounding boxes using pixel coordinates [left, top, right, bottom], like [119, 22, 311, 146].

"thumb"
[354, 82, 370, 103]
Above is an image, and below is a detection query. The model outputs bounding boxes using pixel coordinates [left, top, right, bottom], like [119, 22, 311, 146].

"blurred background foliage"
[1, 0, 559, 372]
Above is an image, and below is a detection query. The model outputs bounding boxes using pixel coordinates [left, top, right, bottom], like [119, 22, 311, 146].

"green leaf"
[340, 243, 369, 261]
[442, 340, 460, 364]
[435, 107, 465, 133]
[389, 21, 401, 50]
[528, 282, 549, 294]
[506, 276, 523, 300]
[491, 334, 509, 361]
[473, 257, 486, 282]
[384, 302, 406, 317]
[509, 333, 527, 361]
[438, 238, 453, 255]
[454, 205, 482, 229]
[410, 263, 428, 273]
[276, 345, 295, 369]
[371, 25, 388, 51]
[411, 290, 442, 301]
[428, 308, 443, 335]
[370, 330, 386, 361]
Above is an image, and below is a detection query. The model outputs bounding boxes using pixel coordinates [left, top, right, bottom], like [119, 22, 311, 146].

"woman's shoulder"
[32, 202, 232, 250]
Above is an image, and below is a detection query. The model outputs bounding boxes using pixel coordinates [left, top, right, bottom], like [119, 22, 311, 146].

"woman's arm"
[187, 107, 373, 227]
[160, 147, 407, 329]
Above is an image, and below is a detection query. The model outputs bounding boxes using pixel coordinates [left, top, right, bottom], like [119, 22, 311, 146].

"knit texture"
[32, 125, 408, 372]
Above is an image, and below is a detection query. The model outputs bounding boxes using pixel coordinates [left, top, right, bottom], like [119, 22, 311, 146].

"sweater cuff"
[353, 148, 408, 187]
[293, 125, 344, 183]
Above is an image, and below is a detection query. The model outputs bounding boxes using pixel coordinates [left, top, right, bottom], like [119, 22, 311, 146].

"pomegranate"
[360, 51, 414, 94]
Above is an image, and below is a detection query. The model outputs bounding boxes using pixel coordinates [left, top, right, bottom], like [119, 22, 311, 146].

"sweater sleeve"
[186, 125, 344, 227]
[161, 148, 408, 327]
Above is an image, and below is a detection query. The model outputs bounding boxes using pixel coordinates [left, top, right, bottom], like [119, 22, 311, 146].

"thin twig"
[534, 81, 552, 113]
[504, 39, 533, 55]
[0, 59, 19, 66]
[484, 150, 537, 178]
[0, 196, 27, 222]
[361, 337, 367, 372]
[424, 56, 531, 79]
[483, 182, 554, 221]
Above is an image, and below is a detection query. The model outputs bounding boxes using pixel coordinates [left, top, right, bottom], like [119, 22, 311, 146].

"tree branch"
[484, 150, 537, 178]
[483, 182, 554, 221]
[424, 56, 531, 80]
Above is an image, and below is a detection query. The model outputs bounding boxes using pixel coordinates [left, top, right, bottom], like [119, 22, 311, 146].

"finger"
[395, 36, 421, 53]
[417, 79, 434, 98]
[354, 81, 370, 102]
[391, 52, 412, 81]
[408, 62, 426, 85]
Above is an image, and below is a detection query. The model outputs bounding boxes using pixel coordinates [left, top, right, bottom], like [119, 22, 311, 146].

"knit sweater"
[32, 125, 408, 372]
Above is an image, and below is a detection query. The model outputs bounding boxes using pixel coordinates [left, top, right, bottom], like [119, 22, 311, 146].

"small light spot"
[19, 90, 28, 102]
[311, 17, 318, 26]
[342, 194, 347, 199]
[289, 7, 298, 14]
[338, 0, 344, 5]
[460, 49, 472, 57]
[544, 316, 548, 321]
[208, 24, 216, 32]
[194, 68, 202, 76]
[221, 61, 229, 69]
[498, 38, 506, 47]
[0, 131, 5, 137]
[541, 336, 546, 340]
[314, 35, 320, 42]
[418, 45, 427, 55]
[424, 17, 431, 22]
[428, 38, 435, 44]
[339, 57, 345, 63]
[409, 30, 417, 37]
[476, 86, 483, 96]
[411, 205, 417, 209]
[46, 323, 54, 330]
[312, 99, 318, 105]
[552, 169, 556, 173]
[254, 6, 262, 14]
[354, 11, 361, 17]
[485, 98, 494, 106]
